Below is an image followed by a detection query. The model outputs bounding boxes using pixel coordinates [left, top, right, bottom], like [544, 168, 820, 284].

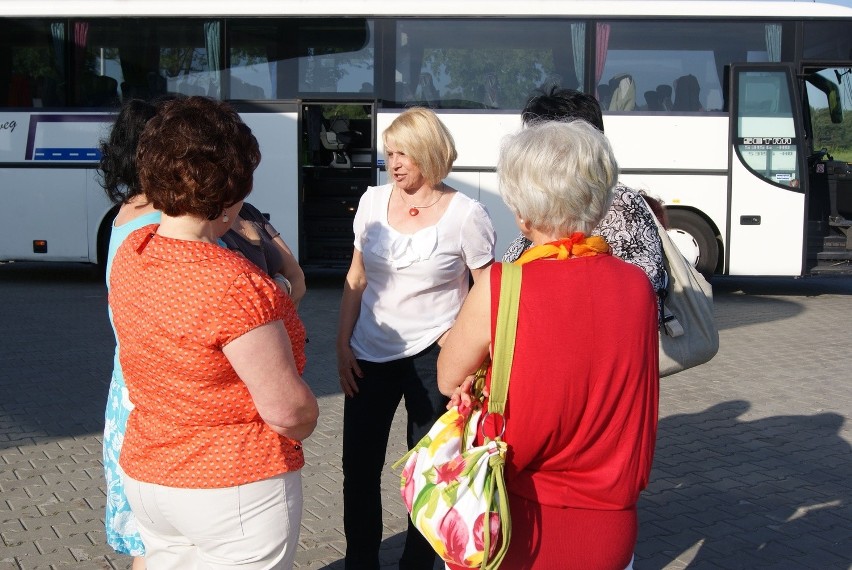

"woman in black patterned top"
[502, 88, 665, 295]
[221, 202, 307, 307]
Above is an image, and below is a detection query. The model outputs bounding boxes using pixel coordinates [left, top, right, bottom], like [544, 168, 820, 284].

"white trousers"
[124, 471, 303, 569]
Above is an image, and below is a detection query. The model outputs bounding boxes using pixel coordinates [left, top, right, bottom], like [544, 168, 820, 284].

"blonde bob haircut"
[498, 119, 618, 236]
[382, 107, 457, 186]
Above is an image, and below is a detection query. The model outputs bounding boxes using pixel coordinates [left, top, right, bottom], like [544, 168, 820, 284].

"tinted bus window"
[71, 18, 219, 104]
[597, 20, 792, 113]
[228, 20, 286, 100]
[227, 18, 374, 100]
[803, 21, 852, 61]
[0, 19, 66, 108]
[391, 19, 584, 110]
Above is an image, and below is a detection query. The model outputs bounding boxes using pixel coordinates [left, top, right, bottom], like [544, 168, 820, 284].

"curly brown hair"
[137, 96, 260, 220]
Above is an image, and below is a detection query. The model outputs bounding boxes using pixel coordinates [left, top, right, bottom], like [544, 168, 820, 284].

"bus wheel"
[666, 209, 718, 280]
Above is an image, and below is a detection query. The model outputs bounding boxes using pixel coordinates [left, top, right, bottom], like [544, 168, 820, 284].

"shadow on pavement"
[0, 262, 112, 449]
[636, 400, 851, 569]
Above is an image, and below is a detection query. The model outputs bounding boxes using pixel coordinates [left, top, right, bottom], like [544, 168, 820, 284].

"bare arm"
[270, 234, 307, 308]
[224, 321, 319, 441]
[438, 265, 492, 396]
[336, 249, 368, 397]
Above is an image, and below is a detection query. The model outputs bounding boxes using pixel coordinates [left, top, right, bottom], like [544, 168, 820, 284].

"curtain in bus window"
[115, 24, 159, 101]
[73, 22, 89, 104]
[74, 22, 88, 71]
[49, 22, 65, 105]
[204, 22, 221, 99]
[595, 23, 610, 106]
[765, 24, 782, 63]
[570, 23, 585, 91]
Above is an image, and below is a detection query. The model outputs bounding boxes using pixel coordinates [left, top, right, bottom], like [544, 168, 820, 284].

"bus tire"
[666, 209, 719, 280]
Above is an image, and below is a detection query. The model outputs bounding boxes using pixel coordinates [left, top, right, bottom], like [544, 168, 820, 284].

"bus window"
[227, 18, 374, 100]
[391, 19, 584, 110]
[228, 20, 283, 100]
[803, 21, 852, 62]
[736, 69, 799, 187]
[74, 19, 219, 104]
[0, 19, 66, 108]
[597, 20, 793, 113]
[295, 19, 374, 96]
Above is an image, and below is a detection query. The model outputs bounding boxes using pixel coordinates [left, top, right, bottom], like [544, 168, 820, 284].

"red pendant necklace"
[397, 185, 444, 216]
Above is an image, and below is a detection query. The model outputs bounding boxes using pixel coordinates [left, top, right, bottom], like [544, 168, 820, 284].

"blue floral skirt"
[103, 373, 145, 556]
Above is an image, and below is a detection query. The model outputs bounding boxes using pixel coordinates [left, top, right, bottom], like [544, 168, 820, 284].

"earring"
[223, 213, 229, 223]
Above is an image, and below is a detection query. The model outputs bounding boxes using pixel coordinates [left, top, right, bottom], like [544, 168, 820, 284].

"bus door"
[299, 102, 376, 269]
[727, 63, 807, 276]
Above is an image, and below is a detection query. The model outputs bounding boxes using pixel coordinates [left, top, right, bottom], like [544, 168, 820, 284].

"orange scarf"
[514, 232, 610, 266]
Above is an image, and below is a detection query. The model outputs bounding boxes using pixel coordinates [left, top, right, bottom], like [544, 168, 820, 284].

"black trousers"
[342, 343, 449, 570]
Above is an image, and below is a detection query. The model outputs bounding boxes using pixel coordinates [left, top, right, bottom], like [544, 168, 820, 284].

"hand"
[447, 375, 483, 410]
[337, 344, 363, 398]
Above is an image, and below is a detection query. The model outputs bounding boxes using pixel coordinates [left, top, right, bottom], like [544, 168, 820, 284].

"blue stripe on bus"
[33, 148, 102, 161]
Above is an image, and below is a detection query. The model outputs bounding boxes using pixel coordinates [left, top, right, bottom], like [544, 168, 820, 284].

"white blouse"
[351, 184, 495, 362]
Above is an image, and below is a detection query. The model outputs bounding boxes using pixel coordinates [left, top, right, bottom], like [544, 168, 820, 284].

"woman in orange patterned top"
[109, 96, 319, 569]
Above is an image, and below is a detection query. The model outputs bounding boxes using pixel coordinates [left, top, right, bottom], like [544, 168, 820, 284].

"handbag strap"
[487, 263, 522, 417]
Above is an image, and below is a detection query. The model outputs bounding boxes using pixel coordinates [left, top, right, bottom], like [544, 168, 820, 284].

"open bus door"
[727, 63, 809, 276]
[299, 102, 376, 269]
[802, 67, 852, 275]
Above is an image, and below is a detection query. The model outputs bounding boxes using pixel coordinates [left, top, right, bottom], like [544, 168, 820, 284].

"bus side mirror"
[808, 72, 843, 124]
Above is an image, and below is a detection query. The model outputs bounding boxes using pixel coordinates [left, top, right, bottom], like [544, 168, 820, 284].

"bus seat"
[644, 90, 663, 111]
[656, 84, 674, 110]
[320, 117, 359, 169]
[673, 74, 702, 111]
[608, 74, 635, 111]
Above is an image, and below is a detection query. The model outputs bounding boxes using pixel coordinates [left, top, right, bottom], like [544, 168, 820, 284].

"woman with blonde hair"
[439, 120, 659, 569]
[337, 107, 495, 569]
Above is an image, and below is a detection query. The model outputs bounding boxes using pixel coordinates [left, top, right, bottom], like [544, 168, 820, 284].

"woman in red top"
[438, 120, 659, 570]
[109, 96, 319, 569]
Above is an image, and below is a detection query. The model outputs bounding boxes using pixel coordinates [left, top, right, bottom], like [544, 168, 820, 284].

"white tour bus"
[1, 0, 851, 277]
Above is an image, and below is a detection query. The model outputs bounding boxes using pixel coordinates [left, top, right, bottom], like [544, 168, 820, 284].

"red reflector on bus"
[33, 240, 47, 253]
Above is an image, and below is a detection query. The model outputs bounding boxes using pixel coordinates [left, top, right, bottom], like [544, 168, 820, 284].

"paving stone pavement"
[0, 261, 850, 569]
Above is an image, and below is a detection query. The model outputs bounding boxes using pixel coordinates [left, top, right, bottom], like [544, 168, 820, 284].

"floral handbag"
[394, 263, 522, 569]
